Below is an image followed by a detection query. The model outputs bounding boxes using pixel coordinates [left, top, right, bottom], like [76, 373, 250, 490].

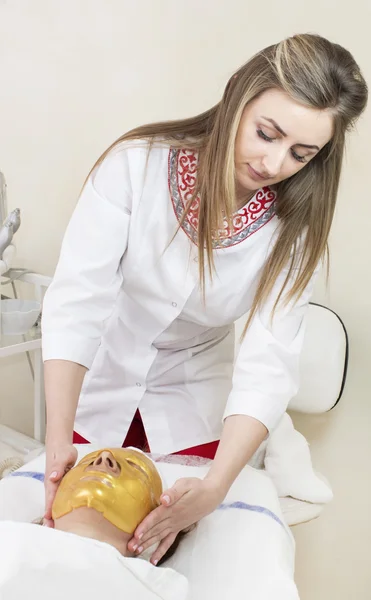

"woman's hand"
[43, 443, 78, 527]
[127, 476, 225, 565]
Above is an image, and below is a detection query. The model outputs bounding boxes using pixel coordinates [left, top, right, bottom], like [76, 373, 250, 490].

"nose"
[261, 145, 286, 179]
[92, 451, 120, 474]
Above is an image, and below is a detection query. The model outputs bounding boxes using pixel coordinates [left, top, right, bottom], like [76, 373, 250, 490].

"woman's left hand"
[127, 477, 224, 565]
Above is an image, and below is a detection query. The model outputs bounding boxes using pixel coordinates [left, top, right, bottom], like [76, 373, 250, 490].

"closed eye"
[79, 458, 97, 466]
[126, 460, 149, 478]
[291, 149, 307, 163]
[257, 128, 274, 143]
[258, 129, 307, 164]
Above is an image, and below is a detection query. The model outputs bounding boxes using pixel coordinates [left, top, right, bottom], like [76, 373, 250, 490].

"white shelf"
[0, 270, 52, 443]
[0, 326, 41, 358]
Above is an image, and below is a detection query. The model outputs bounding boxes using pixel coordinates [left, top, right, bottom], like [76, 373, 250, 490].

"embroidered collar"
[168, 148, 276, 248]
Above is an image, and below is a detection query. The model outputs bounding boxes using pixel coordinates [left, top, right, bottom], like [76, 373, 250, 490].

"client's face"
[52, 448, 163, 535]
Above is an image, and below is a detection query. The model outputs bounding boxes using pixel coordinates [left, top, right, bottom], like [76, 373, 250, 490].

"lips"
[81, 474, 113, 487]
[247, 164, 268, 181]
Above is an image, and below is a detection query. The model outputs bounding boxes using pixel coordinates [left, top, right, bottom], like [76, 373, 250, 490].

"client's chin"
[54, 507, 134, 557]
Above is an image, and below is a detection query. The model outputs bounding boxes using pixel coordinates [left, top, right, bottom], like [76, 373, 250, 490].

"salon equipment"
[0, 457, 24, 478]
[289, 302, 348, 413]
[0, 170, 20, 260]
[3, 208, 21, 235]
[1, 299, 41, 336]
[0, 271, 51, 454]
[0, 172, 7, 225]
[0, 223, 14, 258]
[0, 210, 21, 258]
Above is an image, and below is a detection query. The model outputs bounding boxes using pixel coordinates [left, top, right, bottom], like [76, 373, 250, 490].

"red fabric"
[73, 410, 219, 459]
[173, 440, 219, 459]
[122, 409, 150, 452]
[72, 431, 90, 444]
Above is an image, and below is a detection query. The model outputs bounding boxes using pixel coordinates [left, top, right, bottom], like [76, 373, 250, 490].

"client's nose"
[92, 451, 120, 474]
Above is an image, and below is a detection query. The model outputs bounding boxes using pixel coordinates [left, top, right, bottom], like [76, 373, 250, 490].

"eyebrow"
[261, 117, 320, 151]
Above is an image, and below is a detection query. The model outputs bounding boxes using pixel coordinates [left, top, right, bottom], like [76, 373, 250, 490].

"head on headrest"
[49, 447, 190, 565]
[52, 447, 163, 535]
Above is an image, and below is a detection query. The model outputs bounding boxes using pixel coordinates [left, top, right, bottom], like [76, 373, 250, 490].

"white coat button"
[194, 256, 198, 263]
[136, 382, 141, 387]
[172, 302, 177, 307]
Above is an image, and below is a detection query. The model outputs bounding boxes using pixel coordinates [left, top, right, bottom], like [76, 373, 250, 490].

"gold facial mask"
[52, 448, 163, 534]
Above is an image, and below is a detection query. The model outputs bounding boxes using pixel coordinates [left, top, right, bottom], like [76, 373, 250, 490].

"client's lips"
[81, 475, 113, 487]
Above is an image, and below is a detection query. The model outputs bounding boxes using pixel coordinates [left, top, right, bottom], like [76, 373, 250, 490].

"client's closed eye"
[126, 460, 149, 478]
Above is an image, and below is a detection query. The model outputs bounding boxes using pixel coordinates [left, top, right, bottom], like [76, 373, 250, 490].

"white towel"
[0, 521, 188, 600]
[252, 413, 333, 505]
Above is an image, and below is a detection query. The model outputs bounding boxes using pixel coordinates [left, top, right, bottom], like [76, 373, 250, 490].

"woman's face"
[234, 88, 334, 196]
[52, 448, 163, 534]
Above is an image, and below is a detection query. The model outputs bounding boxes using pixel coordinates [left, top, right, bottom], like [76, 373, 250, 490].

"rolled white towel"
[264, 413, 333, 504]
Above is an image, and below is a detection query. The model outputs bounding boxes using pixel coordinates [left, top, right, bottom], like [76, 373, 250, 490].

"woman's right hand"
[43, 443, 78, 527]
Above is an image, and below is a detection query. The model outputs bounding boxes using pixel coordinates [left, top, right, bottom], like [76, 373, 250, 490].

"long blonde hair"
[91, 34, 368, 329]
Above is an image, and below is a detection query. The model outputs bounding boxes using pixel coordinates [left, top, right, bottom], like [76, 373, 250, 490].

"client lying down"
[0, 448, 189, 600]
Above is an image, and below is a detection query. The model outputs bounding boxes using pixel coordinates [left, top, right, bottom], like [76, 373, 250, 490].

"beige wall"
[0, 1, 370, 598]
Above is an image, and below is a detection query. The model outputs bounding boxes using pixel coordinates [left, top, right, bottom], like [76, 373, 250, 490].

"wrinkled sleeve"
[224, 261, 320, 432]
[42, 147, 132, 369]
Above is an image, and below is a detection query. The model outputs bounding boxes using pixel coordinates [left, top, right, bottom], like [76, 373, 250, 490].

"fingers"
[43, 444, 78, 526]
[44, 464, 68, 522]
[150, 532, 177, 566]
[137, 518, 172, 546]
[130, 505, 169, 545]
[131, 528, 174, 559]
[43, 479, 55, 526]
[44, 479, 59, 522]
[44, 467, 64, 502]
[128, 478, 202, 561]
[48, 469, 63, 483]
[127, 535, 136, 551]
[160, 478, 194, 507]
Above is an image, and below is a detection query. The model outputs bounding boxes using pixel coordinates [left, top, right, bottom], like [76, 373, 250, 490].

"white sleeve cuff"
[42, 333, 100, 370]
[223, 391, 287, 433]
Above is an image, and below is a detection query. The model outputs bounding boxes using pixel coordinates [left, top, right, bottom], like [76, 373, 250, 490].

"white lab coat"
[42, 140, 317, 453]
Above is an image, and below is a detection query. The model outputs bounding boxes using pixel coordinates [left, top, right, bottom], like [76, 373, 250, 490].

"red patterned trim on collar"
[168, 148, 276, 248]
